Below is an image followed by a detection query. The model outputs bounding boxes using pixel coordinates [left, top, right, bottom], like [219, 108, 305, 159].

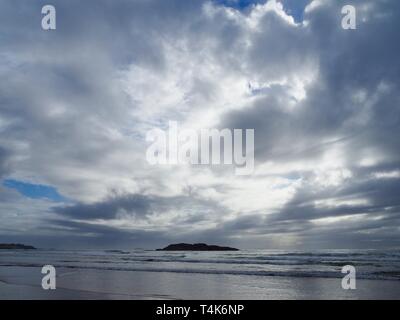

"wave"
[104, 250, 130, 254]
[1, 261, 399, 281]
[2, 249, 400, 282]
[118, 257, 387, 267]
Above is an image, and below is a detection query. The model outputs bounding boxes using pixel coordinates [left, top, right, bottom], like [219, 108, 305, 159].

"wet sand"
[1, 266, 399, 300]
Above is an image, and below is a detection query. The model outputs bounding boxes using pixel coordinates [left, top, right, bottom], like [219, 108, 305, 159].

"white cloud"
[1, 0, 400, 248]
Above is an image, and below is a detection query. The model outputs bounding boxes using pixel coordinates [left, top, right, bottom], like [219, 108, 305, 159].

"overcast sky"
[1, 0, 399, 249]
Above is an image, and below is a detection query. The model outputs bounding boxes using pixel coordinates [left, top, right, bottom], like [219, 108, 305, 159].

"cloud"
[0, 0, 399, 249]
[0, 147, 10, 179]
[55, 194, 152, 220]
[53, 191, 228, 236]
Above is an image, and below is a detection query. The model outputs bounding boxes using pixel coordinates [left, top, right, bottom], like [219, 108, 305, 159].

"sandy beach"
[1, 266, 399, 300]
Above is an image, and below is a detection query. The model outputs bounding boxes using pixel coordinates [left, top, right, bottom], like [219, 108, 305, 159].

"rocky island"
[157, 243, 239, 251]
[0, 243, 36, 250]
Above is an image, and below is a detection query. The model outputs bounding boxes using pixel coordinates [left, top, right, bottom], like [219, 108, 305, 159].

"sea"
[1, 248, 400, 281]
[1, 249, 400, 299]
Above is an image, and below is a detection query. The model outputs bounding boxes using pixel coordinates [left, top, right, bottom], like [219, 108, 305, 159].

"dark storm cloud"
[49, 219, 168, 248]
[0, 219, 169, 249]
[0, 147, 10, 178]
[54, 192, 227, 221]
[55, 194, 152, 220]
[43, 218, 241, 249]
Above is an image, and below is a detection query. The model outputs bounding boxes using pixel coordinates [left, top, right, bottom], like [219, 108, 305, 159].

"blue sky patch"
[214, 0, 264, 10]
[280, 0, 311, 22]
[3, 179, 66, 202]
[214, 0, 311, 22]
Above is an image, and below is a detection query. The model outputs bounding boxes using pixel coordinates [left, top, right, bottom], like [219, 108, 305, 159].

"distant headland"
[0, 243, 36, 250]
[156, 243, 239, 251]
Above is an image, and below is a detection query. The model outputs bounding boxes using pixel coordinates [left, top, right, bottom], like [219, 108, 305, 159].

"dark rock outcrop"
[157, 243, 239, 251]
[0, 243, 36, 250]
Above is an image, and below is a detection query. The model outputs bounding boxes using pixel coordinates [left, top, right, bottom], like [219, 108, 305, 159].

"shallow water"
[1, 248, 400, 280]
[1, 249, 400, 299]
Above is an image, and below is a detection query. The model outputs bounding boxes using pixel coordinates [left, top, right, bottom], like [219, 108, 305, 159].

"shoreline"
[0, 280, 171, 300]
[1, 266, 399, 300]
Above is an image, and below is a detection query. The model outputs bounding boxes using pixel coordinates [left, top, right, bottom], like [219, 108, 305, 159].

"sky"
[1, 0, 400, 249]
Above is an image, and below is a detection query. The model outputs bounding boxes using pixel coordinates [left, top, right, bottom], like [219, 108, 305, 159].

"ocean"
[1, 249, 400, 299]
